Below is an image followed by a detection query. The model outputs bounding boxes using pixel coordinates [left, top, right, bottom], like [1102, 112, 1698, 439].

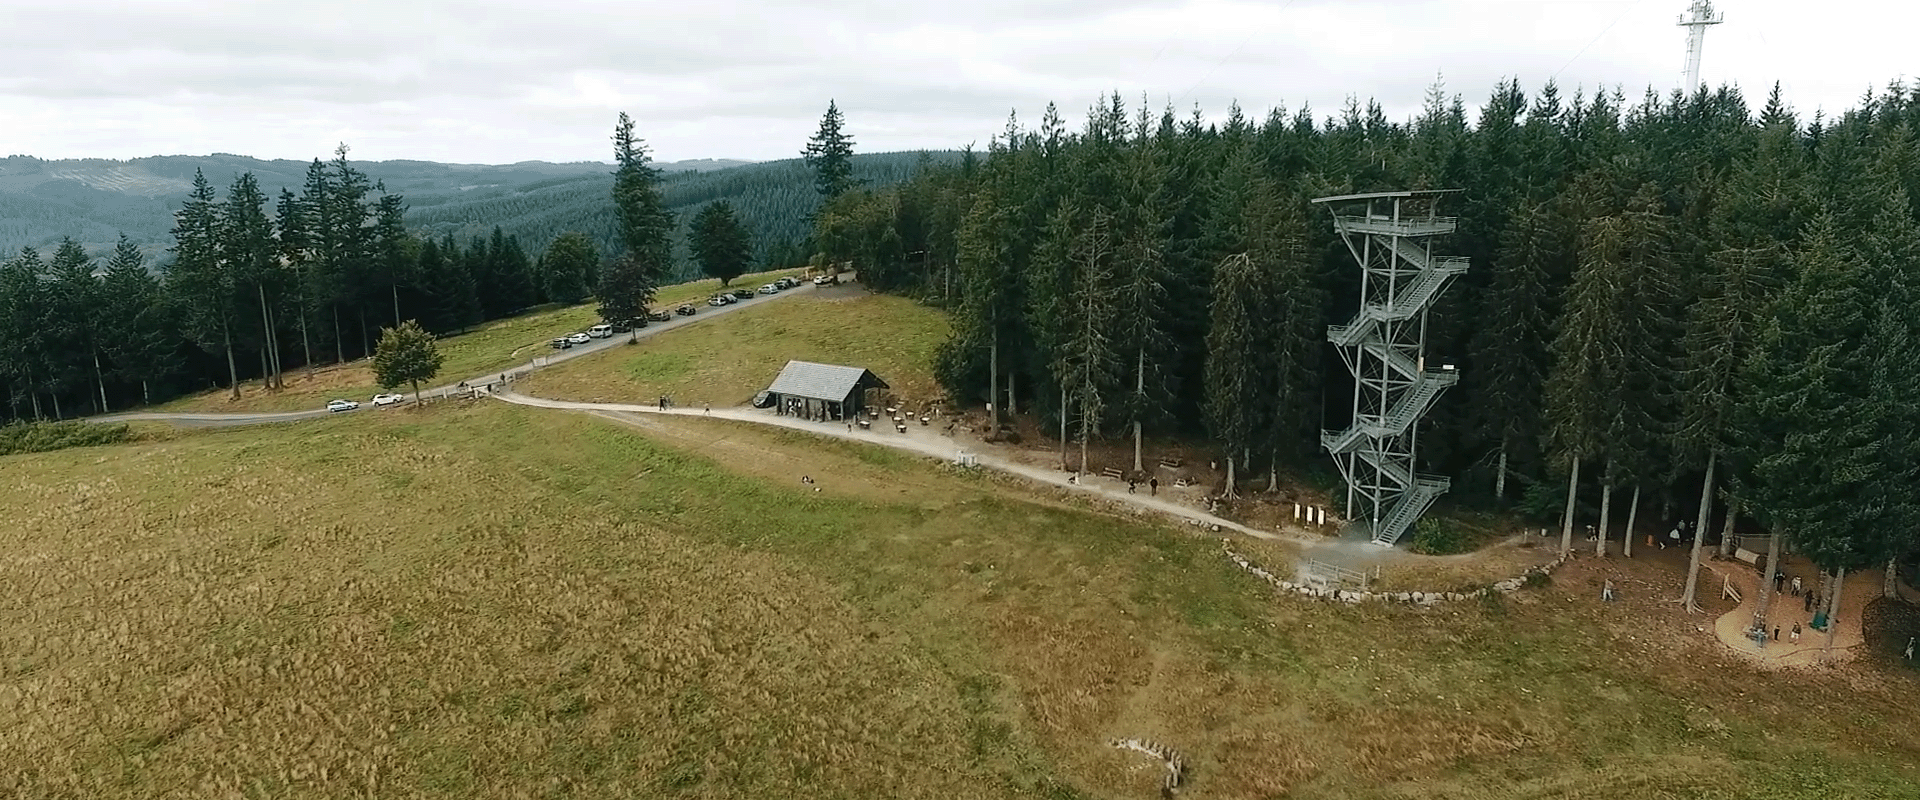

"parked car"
[759, 283, 780, 295]
[610, 320, 633, 333]
[371, 393, 404, 407]
[326, 399, 359, 412]
[774, 277, 797, 290]
[812, 274, 838, 286]
[751, 390, 775, 409]
[707, 294, 732, 307]
[550, 337, 573, 349]
[731, 288, 756, 300]
[566, 332, 591, 345]
[647, 309, 673, 322]
[588, 324, 613, 338]
[675, 303, 697, 316]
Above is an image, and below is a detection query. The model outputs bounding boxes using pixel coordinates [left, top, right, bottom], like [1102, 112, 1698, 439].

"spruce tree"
[1060, 205, 1119, 476]
[47, 239, 105, 413]
[688, 200, 754, 286]
[221, 172, 284, 390]
[542, 232, 598, 306]
[803, 100, 861, 200]
[1468, 200, 1566, 500]
[0, 248, 54, 419]
[101, 235, 180, 406]
[608, 113, 674, 312]
[168, 169, 242, 400]
[1734, 214, 1879, 630]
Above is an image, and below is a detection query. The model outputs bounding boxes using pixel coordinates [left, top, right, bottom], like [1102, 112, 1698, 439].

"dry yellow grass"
[519, 288, 950, 408]
[3, 402, 1917, 799]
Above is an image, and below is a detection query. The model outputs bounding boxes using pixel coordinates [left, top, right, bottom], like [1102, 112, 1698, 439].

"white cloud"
[0, 0, 1908, 164]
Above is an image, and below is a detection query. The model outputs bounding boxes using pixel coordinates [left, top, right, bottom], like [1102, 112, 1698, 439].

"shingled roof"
[765, 360, 888, 402]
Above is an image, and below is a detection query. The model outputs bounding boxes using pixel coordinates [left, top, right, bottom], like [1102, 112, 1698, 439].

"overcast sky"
[2, 1, 1907, 165]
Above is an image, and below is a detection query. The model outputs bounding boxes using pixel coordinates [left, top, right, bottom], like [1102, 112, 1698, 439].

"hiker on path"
[1804, 591, 1815, 613]
[1602, 579, 1615, 602]
[704, 402, 710, 415]
[1149, 477, 1159, 496]
[1128, 479, 1137, 494]
[1790, 622, 1801, 643]
[1791, 576, 1802, 596]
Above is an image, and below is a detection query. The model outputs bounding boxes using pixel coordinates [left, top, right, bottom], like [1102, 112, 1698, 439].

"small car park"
[326, 399, 359, 412]
[371, 393, 404, 407]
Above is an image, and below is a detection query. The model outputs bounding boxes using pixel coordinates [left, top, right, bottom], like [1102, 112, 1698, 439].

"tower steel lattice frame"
[1311, 190, 1468, 546]
[1678, 0, 1725, 91]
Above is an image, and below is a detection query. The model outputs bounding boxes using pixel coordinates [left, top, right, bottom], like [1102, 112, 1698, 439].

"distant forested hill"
[0, 151, 960, 277]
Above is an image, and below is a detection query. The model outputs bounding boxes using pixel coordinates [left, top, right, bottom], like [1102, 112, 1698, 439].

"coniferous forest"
[806, 79, 1920, 593]
[2, 78, 1917, 591]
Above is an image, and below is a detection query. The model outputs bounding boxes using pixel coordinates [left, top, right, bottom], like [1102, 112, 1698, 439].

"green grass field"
[5, 402, 1917, 799]
[518, 288, 951, 407]
[154, 268, 802, 414]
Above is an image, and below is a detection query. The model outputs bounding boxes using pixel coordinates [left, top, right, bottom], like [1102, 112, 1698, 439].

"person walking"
[1791, 575, 1802, 596]
[1149, 477, 1159, 496]
[1602, 579, 1615, 602]
[704, 402, 710, 415]
[1790, 622, 1801, 643]
[1128, 479, 1137, 494]
[1772, 625, 1780, 641]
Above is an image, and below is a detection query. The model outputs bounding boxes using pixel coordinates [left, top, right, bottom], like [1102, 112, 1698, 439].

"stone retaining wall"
[1224, 544, 1572, 605]
[1110, 737, 1184, 793]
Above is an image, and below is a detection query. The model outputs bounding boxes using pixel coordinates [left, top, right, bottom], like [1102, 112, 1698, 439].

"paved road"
[91, 276, 839, 428]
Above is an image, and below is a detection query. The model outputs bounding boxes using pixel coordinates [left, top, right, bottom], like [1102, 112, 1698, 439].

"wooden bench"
[1158, 457, 1184, 469]
[1100, 467, 1125, 480]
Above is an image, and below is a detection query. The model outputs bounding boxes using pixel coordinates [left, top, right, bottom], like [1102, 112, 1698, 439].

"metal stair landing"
[1311, 189, 1469, 549]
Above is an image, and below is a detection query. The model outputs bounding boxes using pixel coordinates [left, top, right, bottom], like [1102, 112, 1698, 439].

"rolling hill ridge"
[0, 151, 958, 275]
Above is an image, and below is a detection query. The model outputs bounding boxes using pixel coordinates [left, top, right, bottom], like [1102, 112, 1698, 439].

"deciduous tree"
[371, 319, 444, 402]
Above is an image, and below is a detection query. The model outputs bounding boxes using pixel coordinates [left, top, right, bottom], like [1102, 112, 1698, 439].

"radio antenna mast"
[1678, 0, 1725, 92]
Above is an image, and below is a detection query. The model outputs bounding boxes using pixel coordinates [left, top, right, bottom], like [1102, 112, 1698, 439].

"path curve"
[88, 276, 839, 426]
[490, 388, 1319, 546]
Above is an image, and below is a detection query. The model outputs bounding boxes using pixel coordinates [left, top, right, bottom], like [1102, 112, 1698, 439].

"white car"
[812, 274, 837, 286]
[371, 393, 404, 407]
[567, 332, 591, 345]
[325, 399, 359, 412]
[707, 294, 732, 307]
[759, 284, 780, 295]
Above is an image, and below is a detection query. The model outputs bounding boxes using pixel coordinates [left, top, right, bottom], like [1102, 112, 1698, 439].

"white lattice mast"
[1678, 0, 1725, 92]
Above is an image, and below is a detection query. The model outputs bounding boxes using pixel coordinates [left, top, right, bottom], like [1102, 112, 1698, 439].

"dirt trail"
[492, 389, 1327, 547]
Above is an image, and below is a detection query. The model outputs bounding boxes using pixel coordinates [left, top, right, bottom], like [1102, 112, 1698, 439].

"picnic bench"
[1100, 467, 1126, 480]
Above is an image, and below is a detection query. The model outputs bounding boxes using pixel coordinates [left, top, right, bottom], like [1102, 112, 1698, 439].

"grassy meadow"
[517, 289, 951, 408]
[154, 268, 801, 414]
[4, 401, 1917, 799]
